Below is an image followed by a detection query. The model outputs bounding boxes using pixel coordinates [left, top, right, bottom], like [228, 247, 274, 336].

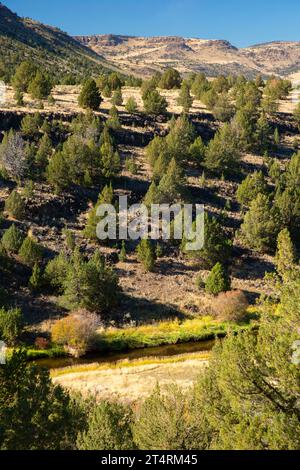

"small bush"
[19, 237, 43, 267]
[4, 191, 25, 219]
[211, 290, 249, 322]
[34, 337, 50, 350]
[51, 310, 101, 357]
[1, 224, 24, 253]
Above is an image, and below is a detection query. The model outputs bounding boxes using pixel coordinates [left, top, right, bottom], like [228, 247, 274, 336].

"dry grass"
[52, 352, 209, 403]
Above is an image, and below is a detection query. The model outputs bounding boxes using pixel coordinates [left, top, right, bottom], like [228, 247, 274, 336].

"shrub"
[29, 263, 43, 291]
[77, 401, 134, 450]
[34, 337, 50, 350]
[143, 90, 168, 115]
[125, 97, 138, 113]
[136, 239, 156, 272]
[119, 241, 127, 262]
[1, 224, 24, 253]
[236, 171, 267, 208]
[111, 89, 123, 106]
[78, 78, 102, 111]
[0, 131, 27, 182]
[4, 191, 25, 219]
[19, 237, 43, 267]
[211, 290, 249, 322]
[205, 263, 231, 295]
[0, 308, 23, 345]
[159, 68, 182, 90]
[44, 252, 70, 293]
[51, 310, 101, 357]
[28, 71, 52, 100]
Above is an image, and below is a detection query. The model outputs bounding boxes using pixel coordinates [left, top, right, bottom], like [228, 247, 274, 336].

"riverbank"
[52, 351, 210, 403]
[27, 315, 256, 363]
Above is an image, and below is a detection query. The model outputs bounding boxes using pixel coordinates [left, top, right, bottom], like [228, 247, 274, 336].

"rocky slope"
[0, 3, 119, 80]
[76, 34, 300, 78]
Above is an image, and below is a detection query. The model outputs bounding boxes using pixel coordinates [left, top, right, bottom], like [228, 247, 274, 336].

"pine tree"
[1, 224, 24, 253]
[236, 171, 268, 208]
[84, 184, 114, 241]
[36, 134, 52, 174]
[189, 136, 206, 166]
[78, 78, 102, 111]
[144, 181, 160, 207]
[100, 141, 120, 178]
[19, 237, 43, 267]
[77, 401, 134, 450]
[157, 158, 185, 203]
[29, 263, 43, 291]
[28, 71, 52, 100]
[107, 106, 121, 129]
[136, 239, 156, 272]
[4, 191, 25, 219]
[205, 262, 231, 295]
[275, 228, 296, 280]
[12, 61, 37, 93]
[205, 123, 241, 174]
[125, 97, 138, 113]
[111, 89, 123, 106]
[119, 241, 127, 262]
[177, 81, 193, 113]
[240, 193, 279, 253]
[159, 68, 182, 90]
[143, 90, 168, 115]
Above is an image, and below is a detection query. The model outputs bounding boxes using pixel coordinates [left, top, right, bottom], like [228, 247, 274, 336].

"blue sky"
[3, 0, 300, 47]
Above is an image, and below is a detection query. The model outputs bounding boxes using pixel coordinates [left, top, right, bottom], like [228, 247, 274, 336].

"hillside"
[0, 3, 118, 81]
[76, 34, 300, 78]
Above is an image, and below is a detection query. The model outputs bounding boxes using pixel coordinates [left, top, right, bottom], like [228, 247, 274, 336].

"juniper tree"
[136, 239, 156, 272]
[78, 78, 102, 111]
[240, 193, 279, 253]
[111, 89, 123, 106]
[275, 228, 296, 281]
[125, 97, 138, 114]
[236, 171, 268, 209]
[4, 191, 25, 220]
[205, 263, 231, 295]
[1, 224, 24, 254]
[177, 81, 193, 113]
[28, 71, 52, 100]
[143, 90, 168, 115]
[19, 237, 43, 267]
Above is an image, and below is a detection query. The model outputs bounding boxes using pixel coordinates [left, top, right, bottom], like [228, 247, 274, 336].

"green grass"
[25, 346, 66, 360]
[93, 316, 253, 352]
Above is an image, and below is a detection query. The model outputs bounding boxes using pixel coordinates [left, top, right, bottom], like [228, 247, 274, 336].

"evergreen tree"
[189, 136, 206, 166]
[29, 263, 43, 291]
[12, 61, 37, 93]
[1, 224, 24, 253]
[101, 141, 121, 178]
[177, 81, 193, 113]
[125, 97, 138, 113]
[77, 401, 134, 450]
[0, 308, 22, 346]
[19, 237, 43, 267]
[0, 350, 81, 449]
[111, 89, 123, 106]
[78, 78, 102, 111]
[136, 239, 156, 272]
[275, 228, 296, 280]
[240, 194, 279, 253]
[159, 68, 182, 90]
[212, 93, 235, 122]
[205, 263, 231, 295]
[157, 158, 185, 203]
[119, 241, 127, 262]
[107, 106, 121, 129]
[236, 171, 268, 208]
[205, 123, 241, 174]
[4, 191, 25, 220]
[28, 71, 52, 100]
[36, 134, 52, 175]
[181, 213, 231, 269]
[84, 184, 114, 241]
[144, 181, 160, 207]
[143, 90, 168, 115]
